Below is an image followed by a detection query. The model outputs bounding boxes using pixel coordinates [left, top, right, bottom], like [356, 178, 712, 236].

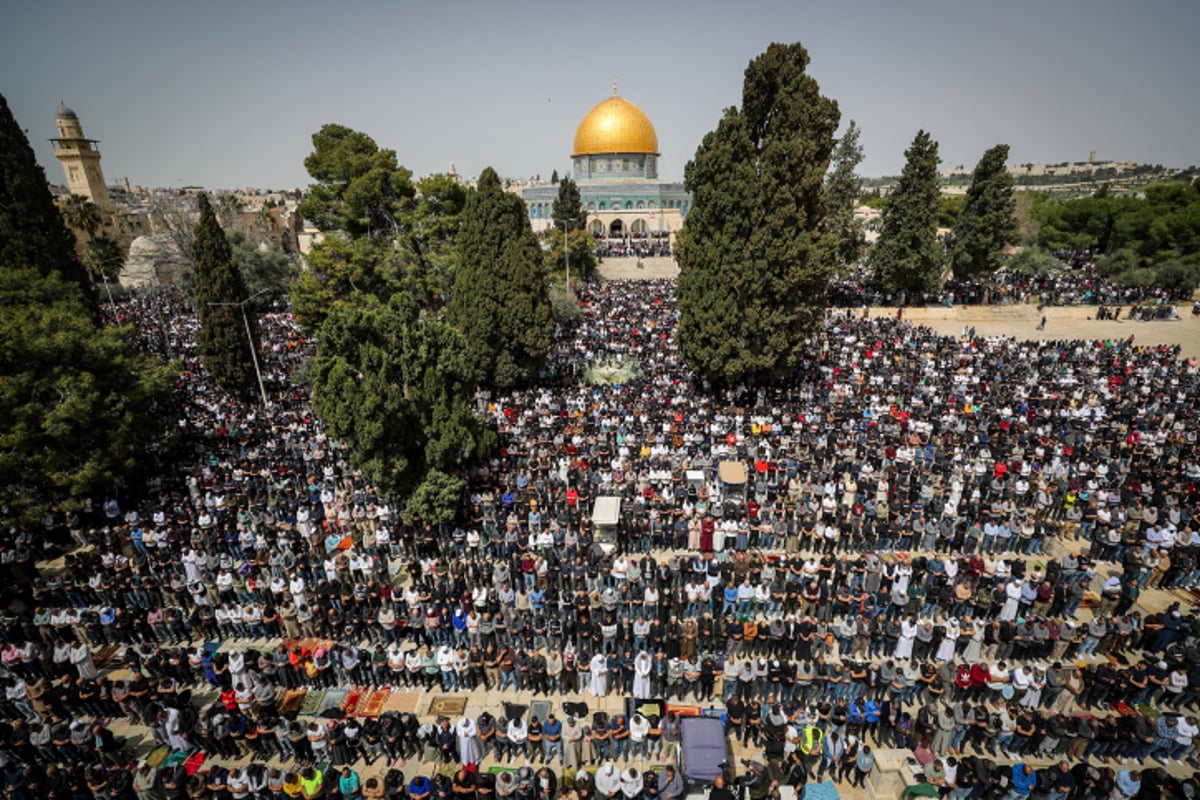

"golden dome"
[572, 94, 659, 157]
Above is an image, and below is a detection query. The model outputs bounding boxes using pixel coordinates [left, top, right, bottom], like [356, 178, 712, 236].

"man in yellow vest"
[798, 724, 823, 780]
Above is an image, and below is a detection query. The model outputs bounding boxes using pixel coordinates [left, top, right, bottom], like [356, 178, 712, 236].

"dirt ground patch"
[875, 304, 1200, 360]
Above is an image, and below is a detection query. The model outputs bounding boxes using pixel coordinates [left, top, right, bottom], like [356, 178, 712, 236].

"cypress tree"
[870, 130, 944, 297]
[552, 177, 587, 233]
[193, 193, 263, 399]
[448, 167, 553, 389]
[825, 120, 866, 271]
[676, 42, 841, 384]
[951, 144, 1016, 279]
[0, 93, 95, 304]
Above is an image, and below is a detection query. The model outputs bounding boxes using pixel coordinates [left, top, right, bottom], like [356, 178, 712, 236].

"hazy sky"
[4, 0, 1198, 190]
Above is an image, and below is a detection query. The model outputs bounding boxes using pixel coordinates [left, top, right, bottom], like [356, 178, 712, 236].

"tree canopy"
[292, 125, 465, 331]
[825, 120, 866, 271]
[310, 292, 493, 509]
[193, 193, 264, 400]
[869, 129, 944, 296]
[447, 167, 554, 389]
[0, 93, 95, 303]
[676, 42, 841, 385]
[227, 230, 298, 299]
[950, 144, 1017, 279]
[0, 266, 177, 525]
[1032, 181, 1200, 263]
[298, 124, 416, 238]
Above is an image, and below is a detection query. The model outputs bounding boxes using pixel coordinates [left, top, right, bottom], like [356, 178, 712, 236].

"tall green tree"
[0, 93, 94, 303]
[448, 167, 554, 388]
[869, 130, 943, 296]
[552, 177, 587, 233]
[193, 193, 263, 399]
[951, 143, 1017, 279]
[825, 120, 866, 271]
[311, 292, 493, 516]
[298, 124, 415, 238]
[676, 42, 841, 384]
[0, 266, 176, 525]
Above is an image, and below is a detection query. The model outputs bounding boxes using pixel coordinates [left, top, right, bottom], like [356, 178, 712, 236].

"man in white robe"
[589, 653, 608, 697]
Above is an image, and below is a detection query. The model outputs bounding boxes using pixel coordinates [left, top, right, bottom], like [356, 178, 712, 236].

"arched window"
[609, 219, 624, 237]
[636, 201, 645, 209]
[625, 201, 633, 209]
[599, 202, 607, 210]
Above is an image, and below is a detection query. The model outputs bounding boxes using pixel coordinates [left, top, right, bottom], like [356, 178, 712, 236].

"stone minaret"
[51, 102, 113, 216]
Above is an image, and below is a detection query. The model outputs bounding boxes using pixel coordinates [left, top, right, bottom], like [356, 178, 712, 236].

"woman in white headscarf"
[633, 651, 652, 698]
[456, 716, 481, 766]
[589, 652, 608, 697]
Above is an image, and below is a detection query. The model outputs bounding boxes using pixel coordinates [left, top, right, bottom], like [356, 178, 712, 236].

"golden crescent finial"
[613, 76, 618, 96]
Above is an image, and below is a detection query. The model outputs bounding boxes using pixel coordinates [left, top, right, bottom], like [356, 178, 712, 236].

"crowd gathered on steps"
[4, 279, 1200, 800]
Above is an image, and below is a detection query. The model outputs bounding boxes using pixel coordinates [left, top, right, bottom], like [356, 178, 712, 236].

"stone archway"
[609, 219, 625, 237]
[630, 219, 648, 235]
[589, 219, 605, 237]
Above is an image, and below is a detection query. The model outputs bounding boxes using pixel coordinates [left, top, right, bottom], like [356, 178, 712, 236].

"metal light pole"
[91, 256, 125, 313]
[208, 287, 271, 410]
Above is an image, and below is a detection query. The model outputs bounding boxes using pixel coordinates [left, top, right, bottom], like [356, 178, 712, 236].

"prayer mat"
[429, 695, 468, 717]
[94, 645, 123, 668]
[298, 689, 326, 716]
[320, 687, 348, 713]
[278, 688, 307, 714]
[145, 745, 171, 769]
[1135, 703, 1162, 719]
[343, 687, 365, 716]
[665, 703, 702, 717]
[182, 751, 207, 776]
[360, 688, 390, 717]
[530, 699, 552, 722]
[383, 690, 420, 713]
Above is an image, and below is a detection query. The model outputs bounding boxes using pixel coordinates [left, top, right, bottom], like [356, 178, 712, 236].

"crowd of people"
[3, 278, 1200, 800]
[827, 256, 1188, 309]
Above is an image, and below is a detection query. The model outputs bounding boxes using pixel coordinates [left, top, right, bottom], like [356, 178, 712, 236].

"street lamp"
[556, 218, 576, 290]
[208, 287, 271, 410]
[89, 256, 125, 312]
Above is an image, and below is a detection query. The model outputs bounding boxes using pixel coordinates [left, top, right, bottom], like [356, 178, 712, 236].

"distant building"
[522, 83, 690, 255]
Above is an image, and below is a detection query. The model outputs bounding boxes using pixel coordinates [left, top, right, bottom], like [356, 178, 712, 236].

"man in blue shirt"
[541, 714, 563, 764]
[1007, 763, 1036, 800]
[1115, 770, 1141, 798]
